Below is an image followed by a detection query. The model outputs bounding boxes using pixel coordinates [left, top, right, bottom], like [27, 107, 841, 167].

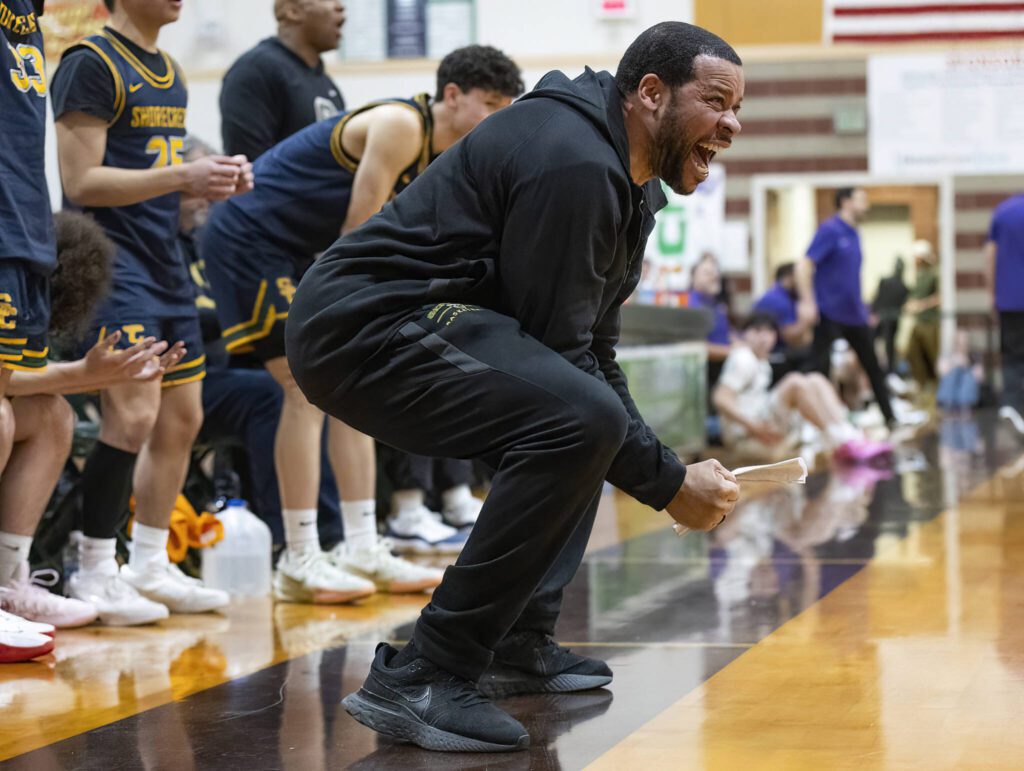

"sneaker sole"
[378, 577, 442, 593]
[477, 671, 613, 699]
[388, 540, 465, 556]
[342, 692, 529, 753]
[273, 574, 375, 605]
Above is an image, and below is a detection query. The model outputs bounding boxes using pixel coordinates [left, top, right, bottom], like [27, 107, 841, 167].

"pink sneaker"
[0, 563, 98, 629]
[0, 610, 54, 662]
[834, 438, 893, 464]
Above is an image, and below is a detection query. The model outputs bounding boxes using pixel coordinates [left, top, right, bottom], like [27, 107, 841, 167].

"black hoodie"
[288, 68, 686, 510]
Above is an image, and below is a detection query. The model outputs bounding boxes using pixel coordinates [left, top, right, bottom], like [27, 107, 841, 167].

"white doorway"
[749, 173, 956, 355]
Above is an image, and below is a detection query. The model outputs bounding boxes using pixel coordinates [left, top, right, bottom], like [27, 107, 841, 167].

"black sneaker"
[477, 630, 613, 699]
[342, 643, 530, 753]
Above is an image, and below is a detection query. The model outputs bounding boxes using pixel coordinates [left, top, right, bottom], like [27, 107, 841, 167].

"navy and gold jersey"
[0, 0, 55, 272]
[52, 28, 190, 313]
[210, 94, 434, 266]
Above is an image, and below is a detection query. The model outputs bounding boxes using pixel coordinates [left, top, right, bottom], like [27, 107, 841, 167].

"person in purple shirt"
[688, 252, 731, 390]
[753, 262, 814, 379]
[796, 187, 897, 427]
[986, 193, 1024, 435]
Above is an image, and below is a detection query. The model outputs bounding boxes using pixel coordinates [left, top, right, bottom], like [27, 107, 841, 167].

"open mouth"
[691, 140, 729, 178]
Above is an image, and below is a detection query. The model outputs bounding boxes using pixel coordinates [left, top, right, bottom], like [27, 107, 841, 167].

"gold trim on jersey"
[329, 93, 434, 181]
[77, 39, 126, 125]
[100, 30, 176, 91]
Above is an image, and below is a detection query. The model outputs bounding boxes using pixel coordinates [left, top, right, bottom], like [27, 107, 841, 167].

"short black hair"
[435, 45, 523, 101]
[615, 22, 741, 94]
[775, 262, 795, 282]
[742, 312, 779, 333]
[835, 187, 859, 209]
[51, 211, 114, 344]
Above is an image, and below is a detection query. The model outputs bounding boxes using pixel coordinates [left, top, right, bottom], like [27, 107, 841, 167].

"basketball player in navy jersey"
[202, 46, 523, 604]
[0, 1, 187, 649]
[51, 0, 253, 626]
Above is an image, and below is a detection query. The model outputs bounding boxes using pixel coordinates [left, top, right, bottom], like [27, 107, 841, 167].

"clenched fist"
[665, 459, 740, 531]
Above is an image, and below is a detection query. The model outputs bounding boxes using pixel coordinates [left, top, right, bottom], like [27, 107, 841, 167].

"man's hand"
[748, 420, 784, 446]
[180, 154, 246, 201]
[229, 154, 254, 195]
[665, 459, 740, 531]
[82, 332, 185, 384]
[797, 297, 819, 326]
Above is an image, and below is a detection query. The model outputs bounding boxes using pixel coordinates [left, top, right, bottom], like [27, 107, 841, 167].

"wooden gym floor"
[2, 411, 1023, 769]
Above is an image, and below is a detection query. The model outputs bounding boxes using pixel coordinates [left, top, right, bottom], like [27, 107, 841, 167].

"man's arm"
[220, 58, 282, 160]
[985, 240, 997, 305]
[6, 335, 185, 396]
[795, 257, 818, 324]
[339, 106, 423, 235]
[56, 112, 248, 208]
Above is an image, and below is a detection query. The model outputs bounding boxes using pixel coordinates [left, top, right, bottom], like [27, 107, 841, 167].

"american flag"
[827, 0, 1024, 43]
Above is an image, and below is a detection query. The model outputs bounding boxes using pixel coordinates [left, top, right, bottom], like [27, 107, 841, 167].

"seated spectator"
[752, 262, 814, 379]
[936, 330, 982, 412]
[687, 252, 731, 360]
[0, 212, 182, 630]
[713, 313, 891, 462]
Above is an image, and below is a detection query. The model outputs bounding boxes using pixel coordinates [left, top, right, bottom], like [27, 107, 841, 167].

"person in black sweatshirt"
[286, 21, 744, 752]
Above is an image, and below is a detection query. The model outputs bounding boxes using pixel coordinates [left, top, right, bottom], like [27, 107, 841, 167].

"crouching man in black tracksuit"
[286, 22, 744, 752]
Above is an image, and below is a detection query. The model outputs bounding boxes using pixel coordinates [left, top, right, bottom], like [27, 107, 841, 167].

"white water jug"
[201, 499, 272, 596]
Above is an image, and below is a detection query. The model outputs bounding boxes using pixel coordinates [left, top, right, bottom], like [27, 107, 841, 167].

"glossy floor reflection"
[4, 411, 1024, 769]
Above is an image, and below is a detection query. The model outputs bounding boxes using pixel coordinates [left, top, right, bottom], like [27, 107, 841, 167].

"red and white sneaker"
[0, 610, 54, 663]
[0, 562, 98, 629]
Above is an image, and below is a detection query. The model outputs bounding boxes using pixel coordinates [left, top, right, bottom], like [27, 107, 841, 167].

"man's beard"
[650, 100, 693, 195]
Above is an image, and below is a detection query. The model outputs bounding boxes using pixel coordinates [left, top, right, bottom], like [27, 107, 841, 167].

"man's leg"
[378, 448, 466, 553]
[842, 322, 896, 424]
[262, 356, 376, 604]
[807, 316, 839, 376]
[309, 309, 629, 680]
[327, 433, 446, 594]
[69, 379, 170, 625]
[1000, 312, 1024, 417]
[121, 380, 228, 614]
[0, 395, 97, 627]
[326, 418, 379, 549]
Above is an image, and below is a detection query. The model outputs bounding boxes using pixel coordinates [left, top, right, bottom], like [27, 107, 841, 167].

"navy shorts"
[0, 260, 50, 372]
[85, 313, 206, 388]
[203, 225, 304, 362]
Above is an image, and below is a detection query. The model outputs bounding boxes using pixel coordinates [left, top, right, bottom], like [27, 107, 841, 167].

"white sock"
[79, 535, 117, 575]
[340, 499, 377, 549]
[391, 489, 425, 517]
[129, 523, 169, 569]
[441, 484, 473, 513]
[283, 508, 319, 554]
[0, 531, 31, 585]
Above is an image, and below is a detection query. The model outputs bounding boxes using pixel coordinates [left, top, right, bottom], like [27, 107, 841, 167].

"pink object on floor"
[834, 438, 894, 464]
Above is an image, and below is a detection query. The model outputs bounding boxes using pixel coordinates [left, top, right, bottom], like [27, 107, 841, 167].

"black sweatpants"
[310, 306, 628, 681]
[809, 315, 895, 423]
[1001, 311, 1024, 413]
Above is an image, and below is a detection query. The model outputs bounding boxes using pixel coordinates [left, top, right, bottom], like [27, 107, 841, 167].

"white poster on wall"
[642, 164, 726, 292]
[869, 50, 1024, 176]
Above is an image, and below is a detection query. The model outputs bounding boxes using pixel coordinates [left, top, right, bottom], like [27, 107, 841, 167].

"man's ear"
[635, 73, 667, 114]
